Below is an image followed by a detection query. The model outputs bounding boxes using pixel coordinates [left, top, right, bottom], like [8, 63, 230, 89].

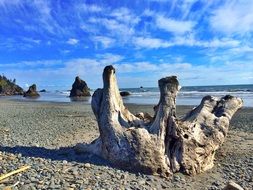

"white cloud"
[88, 7, 140, 41]
[0, 0, 22, 7]
[0, 60, 62, 69]
[92, 36, 115, 48]
[97, 53, 124, 64]
[143, 9, 155, 17]
[173, 36, 240, 48]
[67, 38, 79, 45]
[61, 50, 71, 54]
[0, 53, 124, 88]
[88, 17, 135, 41]
[156, 15, 195, 34]
[210, 0, 253, 35]
[31, 0, 61, 35]
[114, 62, 192, 74]
[229, 46, 253, 54]
[113, 60, 253, 87]
[180, 0, 199, 19]
[79, 4, 103, 12]
[132, 35, 240, 49]
[133, 37, 171, 48]
[80, 23, 98, 33]
[2, 56, 253, 89]
[110, 7, 140, 24]
[115, 62, 158, 73]
[23, 37, 41, 44]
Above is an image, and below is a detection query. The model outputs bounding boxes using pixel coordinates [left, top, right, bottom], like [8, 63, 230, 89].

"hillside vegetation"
[0, 75, 23, 95]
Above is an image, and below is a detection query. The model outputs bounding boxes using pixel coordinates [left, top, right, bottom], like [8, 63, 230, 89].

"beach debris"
[69, 76, 90, 97]
[120, 91, 131, 96]
[75, 65, 243, 178]
[223, 180, 244, 190]
[0, 165, 30, 182]
[23, 84, 40, 97]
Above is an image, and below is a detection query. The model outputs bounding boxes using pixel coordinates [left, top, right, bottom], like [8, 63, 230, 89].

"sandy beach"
[0, 99, 252, 190]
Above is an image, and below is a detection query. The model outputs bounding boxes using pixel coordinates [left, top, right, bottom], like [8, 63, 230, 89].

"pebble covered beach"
[0, 100, 252, 190]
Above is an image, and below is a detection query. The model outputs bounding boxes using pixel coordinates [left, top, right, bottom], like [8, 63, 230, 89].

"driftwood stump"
[76, 65, 243, 177]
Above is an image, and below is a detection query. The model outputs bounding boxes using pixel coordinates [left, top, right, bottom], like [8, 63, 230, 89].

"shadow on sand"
[0, 145, 111, 167]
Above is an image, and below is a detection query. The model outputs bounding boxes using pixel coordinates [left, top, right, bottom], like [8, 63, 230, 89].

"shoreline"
[2, 97, 253, 108]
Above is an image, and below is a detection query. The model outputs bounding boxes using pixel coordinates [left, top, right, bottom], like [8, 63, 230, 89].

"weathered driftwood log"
[75, 65, 243, 177]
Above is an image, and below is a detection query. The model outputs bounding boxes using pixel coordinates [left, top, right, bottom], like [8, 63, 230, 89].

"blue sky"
[0, 0, 252, 90]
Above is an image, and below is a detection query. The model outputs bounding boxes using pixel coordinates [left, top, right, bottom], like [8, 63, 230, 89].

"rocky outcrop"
[0, 75, 23, 95]
[24, 84, 40, 97]
[120, 91, 131, 96]
[70, 76, 90, 97]
[39, 89, 46, 92]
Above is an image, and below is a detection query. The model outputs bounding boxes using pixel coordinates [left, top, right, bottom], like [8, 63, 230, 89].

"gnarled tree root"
[75, 65, 243, 177]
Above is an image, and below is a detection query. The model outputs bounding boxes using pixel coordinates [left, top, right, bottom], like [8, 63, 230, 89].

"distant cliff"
[0, 75, 24, 95]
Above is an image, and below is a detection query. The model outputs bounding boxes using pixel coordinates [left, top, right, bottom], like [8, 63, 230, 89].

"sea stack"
[24, 84, 40, 97]
[39, 89, 46, 92]
[70, 76, 91, 97]
[120, 91, 131, 96]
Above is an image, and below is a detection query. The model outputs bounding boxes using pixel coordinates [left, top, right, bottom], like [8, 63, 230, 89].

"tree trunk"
[75, 65, 243, 177]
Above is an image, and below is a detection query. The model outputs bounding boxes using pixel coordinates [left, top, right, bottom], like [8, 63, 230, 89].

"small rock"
[30, 177, 37, 182]
[73, 170, 78, 176]
[223, 180, 244, 190]
[138, 179, 146, 186]
[76, 180, 83, 184]
[120, 91, 131, 96]
[84, 163, 91, 168]
[173, 175, 181, 182]
[120, 174, 126, 180]
[62, 160, 68, 164]
[70, 184, 76, 188]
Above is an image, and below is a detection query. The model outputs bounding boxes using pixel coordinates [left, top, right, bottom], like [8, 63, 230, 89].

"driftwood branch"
[75, 65, 243, 177]
[0, 165, 30, 182]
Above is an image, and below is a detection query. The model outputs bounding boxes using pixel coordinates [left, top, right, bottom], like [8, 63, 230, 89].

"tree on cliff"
[0, 75, 23, 95]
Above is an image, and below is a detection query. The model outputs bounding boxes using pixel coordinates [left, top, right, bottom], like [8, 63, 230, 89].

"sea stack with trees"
[0, 75, 23, 95]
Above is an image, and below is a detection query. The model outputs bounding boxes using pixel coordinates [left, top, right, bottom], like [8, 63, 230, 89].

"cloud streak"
[156, 15, 195, 34]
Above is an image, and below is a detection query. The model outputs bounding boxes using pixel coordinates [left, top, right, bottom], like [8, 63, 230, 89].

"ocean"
[1, 84, 253, 107]
[120, 84, 253, 107]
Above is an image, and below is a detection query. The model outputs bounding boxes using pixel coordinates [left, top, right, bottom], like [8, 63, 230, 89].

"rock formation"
[24, 84, 40, 97]
[0, 75, 23, 95]
[39, 89, 46, 92]
[75, 65, 243, 178]
[70, 76, 90, 97]
[120, 91, 131, 96]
